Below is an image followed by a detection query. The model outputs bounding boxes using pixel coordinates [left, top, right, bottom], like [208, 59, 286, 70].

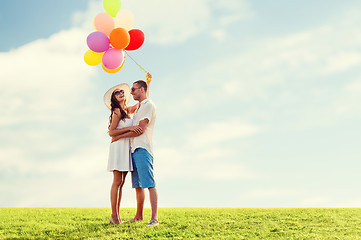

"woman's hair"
[108, 90, 128, 128]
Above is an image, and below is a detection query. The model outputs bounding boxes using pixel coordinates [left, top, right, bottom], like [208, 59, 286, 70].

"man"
[110, 77, 159, 227]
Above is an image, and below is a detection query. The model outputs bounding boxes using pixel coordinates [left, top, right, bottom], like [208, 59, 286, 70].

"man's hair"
[134, 80, 148, 93]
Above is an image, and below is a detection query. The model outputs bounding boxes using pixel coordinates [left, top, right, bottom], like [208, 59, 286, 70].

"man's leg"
[131, 150, 144, 221]
[134, 187, 145, 220]
[132, 148, 157, 224]
[148, 187, 158, 222]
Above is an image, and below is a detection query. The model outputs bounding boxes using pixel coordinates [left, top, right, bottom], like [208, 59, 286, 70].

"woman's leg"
[116, 171, 128, 221]
[110, 170, 123, 223]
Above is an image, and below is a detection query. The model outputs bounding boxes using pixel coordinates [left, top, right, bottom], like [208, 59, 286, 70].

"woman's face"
[114, 89, 125, 103]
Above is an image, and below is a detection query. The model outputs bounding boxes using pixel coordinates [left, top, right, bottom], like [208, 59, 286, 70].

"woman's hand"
[129, 126, 143, 134]
[111, 135, 121, 143]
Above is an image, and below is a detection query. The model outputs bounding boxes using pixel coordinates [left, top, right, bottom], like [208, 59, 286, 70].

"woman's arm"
[126, 103, 138, 115]
[109, 127, 133, 137]
[108, 108, 132, 137]
[111, 119, 148, 142]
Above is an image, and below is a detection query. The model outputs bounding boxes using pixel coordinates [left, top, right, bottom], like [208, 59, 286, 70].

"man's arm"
[111, 119, 149, 142]
[146, 72, 152, 97]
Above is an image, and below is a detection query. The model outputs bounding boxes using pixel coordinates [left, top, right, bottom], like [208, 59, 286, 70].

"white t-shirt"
[131, 98, 157, 156]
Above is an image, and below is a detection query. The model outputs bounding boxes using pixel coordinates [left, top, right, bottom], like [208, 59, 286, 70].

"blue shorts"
[131, 148, 156, 189]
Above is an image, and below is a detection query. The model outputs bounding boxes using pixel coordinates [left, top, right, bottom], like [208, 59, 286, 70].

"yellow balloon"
[103, 0, 121, 17]
[84, 50, 104, 66]
[92, 18, 96, 31]
[102, 60, 124, 73]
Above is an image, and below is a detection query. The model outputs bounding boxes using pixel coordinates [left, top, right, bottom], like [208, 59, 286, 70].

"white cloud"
[71, 0, 253, 44]
[212, 0, 250, 13]
[320, 52, 361, 74]
[72, 0, 103, 31]
[331, 78, 361, 117]
[299, 196, 333, 207]
[244, 188, 304, 199]
[0, 143, 108, 178]
[122, 0, 252, 44]
[0, 4, 112, 207]
[2, 1, 361, 208]
[210, 29, 227, 41]
[0, 28, 96, 126]
[154, 120, 260, 182]
[213, 0, 253, 25]
[168, 6, 361, 132]
[211, 11, 361, 98]
[188, 120, 261, 147]
[240, 189, 361, 208]
[345, 80, 361, 93]
[0, 25, 106, 191]
[202, 163, 257, 180]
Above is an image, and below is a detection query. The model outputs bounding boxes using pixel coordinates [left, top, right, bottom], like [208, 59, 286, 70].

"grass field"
[1, 208, 361, 239]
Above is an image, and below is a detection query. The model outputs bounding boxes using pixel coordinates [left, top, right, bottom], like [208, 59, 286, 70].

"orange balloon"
[102, 60, 124, 73]
[110, 28, 130, 49]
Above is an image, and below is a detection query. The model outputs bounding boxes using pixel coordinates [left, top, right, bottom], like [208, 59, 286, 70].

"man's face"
[131, 83, 141, 100]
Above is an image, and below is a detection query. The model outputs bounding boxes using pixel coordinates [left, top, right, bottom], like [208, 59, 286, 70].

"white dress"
[107, 118, 133, 172]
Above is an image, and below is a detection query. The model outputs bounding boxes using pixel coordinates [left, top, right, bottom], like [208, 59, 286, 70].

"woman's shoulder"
[112, 108, 121, 113]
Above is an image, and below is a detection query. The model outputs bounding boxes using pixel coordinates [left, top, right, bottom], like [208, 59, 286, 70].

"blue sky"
[1, 0, 361, 208]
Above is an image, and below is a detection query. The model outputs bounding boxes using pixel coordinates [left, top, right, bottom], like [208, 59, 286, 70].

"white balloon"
[115, 9, 134, 31]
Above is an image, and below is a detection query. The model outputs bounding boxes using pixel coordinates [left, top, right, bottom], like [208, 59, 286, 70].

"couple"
[104, 73, 158, 227]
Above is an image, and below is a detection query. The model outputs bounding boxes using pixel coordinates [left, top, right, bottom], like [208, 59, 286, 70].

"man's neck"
[138, 96, 147, 104]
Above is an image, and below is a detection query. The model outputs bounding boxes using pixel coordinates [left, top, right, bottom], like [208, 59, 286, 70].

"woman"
[104, 83, 141, 224]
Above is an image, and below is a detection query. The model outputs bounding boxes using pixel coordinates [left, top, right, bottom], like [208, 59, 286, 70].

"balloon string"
[124, 50, 147, 73]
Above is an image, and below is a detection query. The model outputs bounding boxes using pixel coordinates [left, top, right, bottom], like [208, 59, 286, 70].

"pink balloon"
[102, 48, 124, 70]
[93, 13, 115, 36]
[87, 32, 110, 53]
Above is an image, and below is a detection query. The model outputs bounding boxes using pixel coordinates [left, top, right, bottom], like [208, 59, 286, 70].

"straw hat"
[104, 83, 131, 110]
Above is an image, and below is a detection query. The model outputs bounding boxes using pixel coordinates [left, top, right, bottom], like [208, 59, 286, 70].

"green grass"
[1, 208, 361, 239]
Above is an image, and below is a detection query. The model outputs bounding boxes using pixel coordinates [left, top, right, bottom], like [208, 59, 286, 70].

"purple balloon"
[87, 31, 110, 53]
[102, 48, 124, 70]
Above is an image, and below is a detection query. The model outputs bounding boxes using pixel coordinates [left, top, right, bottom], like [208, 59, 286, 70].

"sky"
[1, 0, 361, 208]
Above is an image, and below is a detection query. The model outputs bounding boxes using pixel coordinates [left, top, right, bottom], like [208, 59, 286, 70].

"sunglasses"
[114, 90, 124, 95]
[131, 87, 141, 92]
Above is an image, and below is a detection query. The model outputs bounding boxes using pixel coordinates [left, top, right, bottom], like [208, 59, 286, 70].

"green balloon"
[103, 0, 121, 17]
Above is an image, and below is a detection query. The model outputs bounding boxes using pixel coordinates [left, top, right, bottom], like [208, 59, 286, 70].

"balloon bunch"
[84, 0, 145, 73]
